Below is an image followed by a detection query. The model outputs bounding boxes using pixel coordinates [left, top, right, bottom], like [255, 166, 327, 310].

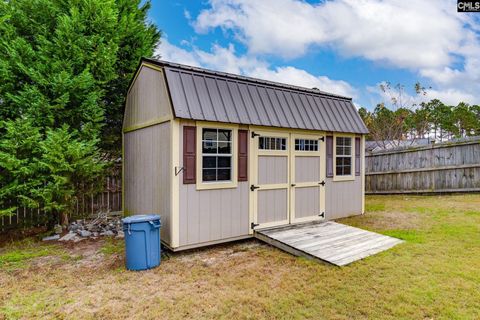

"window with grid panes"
[258, 136, 286, 150]
[295, 139, 318, 151]
[335, 137, 352, 176]
[202, 128, 232, 182]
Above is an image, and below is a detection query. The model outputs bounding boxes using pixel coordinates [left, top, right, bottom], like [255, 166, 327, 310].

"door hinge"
[250, 184, 260, 191]
[251, 131, 260, 138]
[251, 222, 259, 229]
[319, 180, 326, 186]
[319, 136, 325, 142]
[319, 212, 325, 218]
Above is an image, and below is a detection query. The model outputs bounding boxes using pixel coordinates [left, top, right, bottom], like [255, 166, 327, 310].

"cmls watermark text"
[458, 0, 480, 12]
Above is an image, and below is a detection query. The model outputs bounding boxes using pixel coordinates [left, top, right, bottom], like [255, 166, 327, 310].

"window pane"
[203, 156, 216, 168]
[336, 165, 342, 176]
[217, 168, 231, 181]
[201, 128, 234, 182]
[343, 157, 351, 166]
[344, 138, 351, 146]
[218, 129, 231, 142]
[217, 156, 231, 168]
[295, 139, 318, 151]
[265, 138, 271, 149]
[344, 165, 351, 175]
[275, 138, 282, 150]
[336, 146, 343, 155]
[260, 136, 287, 150]
[218, 142, 231, 154]
[203, 169, 216, 181]
[203, 129, 217, 141]
[281, 138, 286, 150]
[203, 141, 217, 154]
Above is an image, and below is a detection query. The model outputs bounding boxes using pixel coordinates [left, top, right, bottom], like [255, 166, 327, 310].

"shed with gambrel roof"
[123, 58, 368, 251]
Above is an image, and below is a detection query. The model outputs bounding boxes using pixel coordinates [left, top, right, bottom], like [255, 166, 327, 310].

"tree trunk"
[61, 212, 69, 226]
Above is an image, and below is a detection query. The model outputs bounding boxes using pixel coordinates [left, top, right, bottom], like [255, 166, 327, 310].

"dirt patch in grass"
[175, 239, 264, 265]
[1, 195, 480, 319]
[339, 210, 423, 232]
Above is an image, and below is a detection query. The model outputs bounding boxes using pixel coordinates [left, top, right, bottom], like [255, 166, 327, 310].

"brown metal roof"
[143, 58, 369, 134]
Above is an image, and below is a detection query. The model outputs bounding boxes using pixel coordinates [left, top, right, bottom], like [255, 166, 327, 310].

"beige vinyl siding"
[123, 122, 172, 244]
[325, 178, 362, 220]
[295, 156, 320, 183]
[257, 189, 288, 224]
[178, 182, 250, 246]
[178, 123, 250, 247]
[124, 65, 172, 130]
[295, 187, 320, 219]
[258, 156, 288, 184]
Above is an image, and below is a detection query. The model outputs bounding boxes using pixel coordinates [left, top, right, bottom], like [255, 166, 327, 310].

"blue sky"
[149, 0, 480, 109]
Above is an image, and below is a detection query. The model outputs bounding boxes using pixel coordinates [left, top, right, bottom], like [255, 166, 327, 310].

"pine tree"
[0, 0, 159, 224]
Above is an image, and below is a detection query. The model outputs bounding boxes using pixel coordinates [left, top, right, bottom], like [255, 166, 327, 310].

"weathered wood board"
[255, 221, 403, 266]
[366, 139, 480, 194]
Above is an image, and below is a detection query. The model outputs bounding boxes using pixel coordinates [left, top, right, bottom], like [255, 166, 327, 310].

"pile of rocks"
[58, 211, 124, 242]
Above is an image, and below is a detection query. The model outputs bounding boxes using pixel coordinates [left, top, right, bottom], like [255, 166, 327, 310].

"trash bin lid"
[122, 214, 161, 224]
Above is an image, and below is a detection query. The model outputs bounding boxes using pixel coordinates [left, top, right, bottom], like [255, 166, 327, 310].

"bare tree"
[368, 82, 428, 150]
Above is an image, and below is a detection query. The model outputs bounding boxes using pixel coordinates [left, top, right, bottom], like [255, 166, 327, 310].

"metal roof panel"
[157, 59, 368, 134]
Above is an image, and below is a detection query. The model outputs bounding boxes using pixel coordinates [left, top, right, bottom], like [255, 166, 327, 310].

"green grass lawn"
[1, 195, 480, 319]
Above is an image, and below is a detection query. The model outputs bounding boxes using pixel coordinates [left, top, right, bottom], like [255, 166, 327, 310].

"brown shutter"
[355, 137, 361, 176]
[183, 126, 196, 184]
[238, 130, 248, 181]
[326, 136, 334, 178]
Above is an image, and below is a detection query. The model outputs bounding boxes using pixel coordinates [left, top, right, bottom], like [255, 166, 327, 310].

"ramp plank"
[255, 221, 403, 266]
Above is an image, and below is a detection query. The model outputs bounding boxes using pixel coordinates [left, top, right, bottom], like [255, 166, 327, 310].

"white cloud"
[423, 89, 476, 106]
[193, 0, 480, 104]
[247, 66, 356, 98]
[155, 39, 202, 67]
[367, 81, 477, 108]
[194, 0, 463, 68]
[155, 39, 357, 98]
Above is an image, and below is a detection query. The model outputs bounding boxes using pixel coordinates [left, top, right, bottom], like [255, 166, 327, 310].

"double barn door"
[250, 130, 326, 230]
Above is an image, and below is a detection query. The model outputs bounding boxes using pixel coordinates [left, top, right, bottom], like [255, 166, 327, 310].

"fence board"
[0, 175, 122, 232]
[366, 138, 480, 194]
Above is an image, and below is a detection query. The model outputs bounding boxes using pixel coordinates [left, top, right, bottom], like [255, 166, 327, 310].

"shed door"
[251, 131, 290, 229]
[290, 134, 326, 223]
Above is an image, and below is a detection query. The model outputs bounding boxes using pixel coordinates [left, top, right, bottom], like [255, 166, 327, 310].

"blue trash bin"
[122, 214, 161, 271]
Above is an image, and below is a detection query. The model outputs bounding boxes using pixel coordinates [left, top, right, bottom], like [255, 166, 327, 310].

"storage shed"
[123, 58, 369, 251]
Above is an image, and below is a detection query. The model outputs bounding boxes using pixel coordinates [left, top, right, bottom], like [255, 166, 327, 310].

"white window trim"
[333, 134, 355, 182]
[196, 122, 238, 190]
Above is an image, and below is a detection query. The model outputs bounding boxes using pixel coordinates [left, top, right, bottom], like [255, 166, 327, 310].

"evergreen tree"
[0, 0, 159, 223]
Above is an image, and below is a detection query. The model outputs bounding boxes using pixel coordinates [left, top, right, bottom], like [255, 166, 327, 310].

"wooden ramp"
[255, 221, 403, 266]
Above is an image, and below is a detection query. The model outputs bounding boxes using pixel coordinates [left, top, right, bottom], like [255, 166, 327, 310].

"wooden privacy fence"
[365, 137, 480, 194]
[0, 175, 122, 232]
